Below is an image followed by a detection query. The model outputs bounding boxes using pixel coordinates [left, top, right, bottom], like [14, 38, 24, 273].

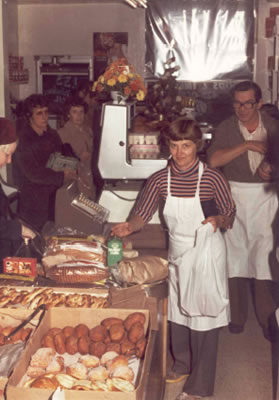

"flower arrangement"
[92, 58, 147, 102]
[144, 57, 196, 123]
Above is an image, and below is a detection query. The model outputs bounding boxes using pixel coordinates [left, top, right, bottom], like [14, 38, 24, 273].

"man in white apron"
[208, 80, 279, 341]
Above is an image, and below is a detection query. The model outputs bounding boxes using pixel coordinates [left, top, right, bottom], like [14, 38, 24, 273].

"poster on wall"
[93, 32, 128, 81]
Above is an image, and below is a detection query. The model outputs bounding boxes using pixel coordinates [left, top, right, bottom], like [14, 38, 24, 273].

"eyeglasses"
[232, 100, 257, 110]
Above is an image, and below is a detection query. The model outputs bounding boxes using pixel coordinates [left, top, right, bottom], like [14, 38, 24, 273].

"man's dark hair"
[231, 81, 262, 103]
[23, 94, 49, 119]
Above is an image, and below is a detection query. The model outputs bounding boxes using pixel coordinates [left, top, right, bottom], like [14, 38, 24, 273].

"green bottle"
[107, 237, 123, 268]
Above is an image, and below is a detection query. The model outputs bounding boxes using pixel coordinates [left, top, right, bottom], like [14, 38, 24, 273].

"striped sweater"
[133, 158, 236, 223]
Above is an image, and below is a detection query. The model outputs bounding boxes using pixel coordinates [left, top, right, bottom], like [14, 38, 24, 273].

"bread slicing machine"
[97, 103, 167, 223]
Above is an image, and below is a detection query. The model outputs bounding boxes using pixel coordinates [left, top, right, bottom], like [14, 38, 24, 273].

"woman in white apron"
[112, 119, 236, 399]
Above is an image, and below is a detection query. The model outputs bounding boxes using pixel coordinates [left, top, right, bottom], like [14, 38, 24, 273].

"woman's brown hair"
[160, 118, 203, 151]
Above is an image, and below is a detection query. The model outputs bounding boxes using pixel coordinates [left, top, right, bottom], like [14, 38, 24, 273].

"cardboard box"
[6, 307, 150, 400]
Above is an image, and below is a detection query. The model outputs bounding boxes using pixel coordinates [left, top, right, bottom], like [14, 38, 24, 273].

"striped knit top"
[133, 158, 236, 223]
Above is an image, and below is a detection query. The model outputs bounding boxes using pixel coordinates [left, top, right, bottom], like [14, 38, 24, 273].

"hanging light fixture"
[124, 0, 147, 8]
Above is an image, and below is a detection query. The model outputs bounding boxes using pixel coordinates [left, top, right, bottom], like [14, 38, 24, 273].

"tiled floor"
[163, 300, 277, 400]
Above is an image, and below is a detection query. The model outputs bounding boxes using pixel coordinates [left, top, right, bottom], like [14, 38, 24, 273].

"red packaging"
[3, 257, 37, 277]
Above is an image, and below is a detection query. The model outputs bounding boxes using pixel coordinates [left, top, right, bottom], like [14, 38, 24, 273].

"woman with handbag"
[111, 118, 236, 400]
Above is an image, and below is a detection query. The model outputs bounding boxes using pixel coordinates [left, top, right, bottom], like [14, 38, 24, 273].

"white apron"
[164, 162, 229, 331]
[225, 181, 278, 280]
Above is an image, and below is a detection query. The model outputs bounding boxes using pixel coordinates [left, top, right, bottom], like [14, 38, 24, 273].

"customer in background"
[13, 94, 77, 232]
[73, 81, 96, 131]
[0, 118, 35, 267]
[58, 96, 96, 200]
[112, 118, 235, 400]
[207, 81, 279, 341]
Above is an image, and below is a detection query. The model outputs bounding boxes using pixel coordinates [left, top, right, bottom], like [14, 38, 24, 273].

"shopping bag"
[178, 223, 229, 317]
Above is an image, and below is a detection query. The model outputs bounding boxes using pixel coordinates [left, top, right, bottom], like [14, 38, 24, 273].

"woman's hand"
[111, 222, 133, 238]
[202, 215, 233, 232]
[21, 225, 36, 239]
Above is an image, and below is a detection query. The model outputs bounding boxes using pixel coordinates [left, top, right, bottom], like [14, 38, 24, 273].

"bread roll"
[89, 325, 107, 342]
[48, 327, 62, 337]
[124, 312, 146, 331]
[128, 321, 144, 344]
[65, 335, 79, 355]
[62, 326, 75, 338]
[136, 336, 147, 358]
[78, 335, 90, 355]
[75, 324, 89, 338]
[106, 342, 121, 354]
[120, 339, 136, 356]
[109, 323, 125, 343]
[89, 341, 106, 358]
[41, 334, 56, 350]
[54, 332, 66, 354]
[101, 317, 123, 330]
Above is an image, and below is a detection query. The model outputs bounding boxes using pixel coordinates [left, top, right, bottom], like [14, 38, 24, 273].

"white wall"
[17, 2, 145, 100]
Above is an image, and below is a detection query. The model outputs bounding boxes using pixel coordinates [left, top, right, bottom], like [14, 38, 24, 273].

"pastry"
[55, 373, 77, 389]
[30, 375, 59, 389]
[88, 366, 109, 382]
[26, 365, 46, 378]
[111, 377, 135, 392]
[128, 321, 144, 344]
[107, 355, 129, 373]
[100, 351, 119, 367]
[79, 354, 100, 368]
[112, 365, 134, 382]
[30, 347, 56, 369]
[124, 312, 146, 331]
[66, 362, 88, 380]
[46, 355, 64, 374]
